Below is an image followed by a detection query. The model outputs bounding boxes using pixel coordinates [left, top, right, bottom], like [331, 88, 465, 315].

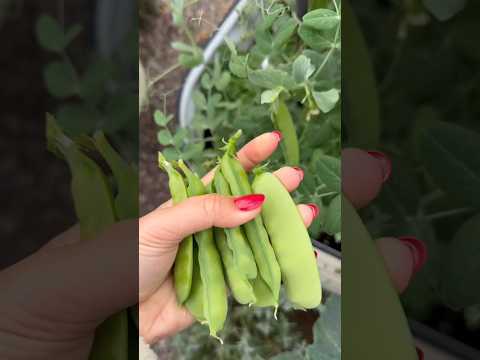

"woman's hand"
[139, 131, 319, 343]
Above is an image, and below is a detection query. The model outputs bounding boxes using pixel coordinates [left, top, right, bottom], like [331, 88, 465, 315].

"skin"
[0, 132, 418, 359]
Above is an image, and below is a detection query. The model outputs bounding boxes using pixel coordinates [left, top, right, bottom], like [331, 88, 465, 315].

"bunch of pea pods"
[159, 130, 322, 341]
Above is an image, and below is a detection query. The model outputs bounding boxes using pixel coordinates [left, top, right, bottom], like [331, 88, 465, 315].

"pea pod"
[272, 100, 300, 166]
[184, 244, 206, 323]
[214, 169, 257, 279]
[178, 160, 228, 339]
[343, 197, 417, 359]
[214, 227, 256, 305]
[89, 311, 129, 360]
[252, 171, 322, 309]
[220, 131, 281, 307]
[158, 153, 193, 304]
[93, 131, 139, 220]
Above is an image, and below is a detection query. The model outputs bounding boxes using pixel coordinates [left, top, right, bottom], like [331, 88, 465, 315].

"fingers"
[273, 166, 304, 192]
[297, 204, 319, 228]
[142, 194, 266, 245]
[237, 131, 282, 171]
[342, 148, 391, 209]
[376, 236, 427, 293]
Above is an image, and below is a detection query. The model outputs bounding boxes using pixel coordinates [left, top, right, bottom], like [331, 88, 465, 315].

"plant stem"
[412, 208, 474, 222]
[148, 63, 182, 88]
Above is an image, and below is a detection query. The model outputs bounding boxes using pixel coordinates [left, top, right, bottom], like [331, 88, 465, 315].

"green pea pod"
[214, 227, 256, 305]
[272, 100, 300, 166]
[184, 244, 206, 323]
[178, 160, 228, 340]
[220, 131, 281, 307]
[343, 197, 417, 359]
[89, 311, 129, 360]
[253, 172, 321, 309]
[252, 276, 278, 309]
[158, 153, 193, 304]
[46, 115, 116, 240]
[214, 169, 257, 279]
[93, 131, 139, 220]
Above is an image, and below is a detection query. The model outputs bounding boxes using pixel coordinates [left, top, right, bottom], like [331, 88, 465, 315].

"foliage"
[347, 0, 480, 347]
[36, 14, 138, 160]
[156, 0, 342, 241]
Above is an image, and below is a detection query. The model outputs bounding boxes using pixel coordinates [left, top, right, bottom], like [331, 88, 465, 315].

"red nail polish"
[399, 236, 428, 273]
[308, 203, 319, 218]
[272, 130, 283, 141]
[234, 194, 265, 211]
[293, 166, 304, 180]
[416, 347, 424, 360]
[367, 151, 392, 182]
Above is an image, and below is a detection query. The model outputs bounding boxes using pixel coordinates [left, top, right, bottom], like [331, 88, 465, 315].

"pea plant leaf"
[419, 121, 480, 209]
[36, 15, 81, 53]
[307, 295, 341, 360]
[302, 9, 340, 31]
[313, 89, 340, 113]
[313, 154, 340, 193]
[154, 110, 172, 126]
[248, 68, 296, 90]
[323, 194, 341, 235]
[261, 86, 285, 104]
[157, 129, 173, 145]
[422, 0, 467, 21]
[293, 55, 315, 83]
[44, 61, 78, 98]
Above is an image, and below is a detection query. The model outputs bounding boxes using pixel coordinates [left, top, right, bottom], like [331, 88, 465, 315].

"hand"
[343, 149, 427, 293]
[139, 131, 319, 343]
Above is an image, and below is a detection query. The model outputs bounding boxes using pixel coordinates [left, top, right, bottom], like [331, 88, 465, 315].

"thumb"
[141, 193, 265, 245]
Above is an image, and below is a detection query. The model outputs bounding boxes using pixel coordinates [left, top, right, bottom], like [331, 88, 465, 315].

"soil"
[139, 0, 234, 215]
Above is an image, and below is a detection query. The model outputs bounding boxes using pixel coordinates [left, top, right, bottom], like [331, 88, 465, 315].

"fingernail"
[307, 203, 319, 218]
[314, 250, 318, 258]
[234, 194, 265, 211]
[293, 166, 304, 181]
[367, 151, 392, 182]
[272, 130, 283, 141]
[416, 347, 424, 360]
[399, 236, 428, 273]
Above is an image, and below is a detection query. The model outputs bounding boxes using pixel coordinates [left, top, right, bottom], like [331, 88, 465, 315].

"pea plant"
[152, 0, 341, 245]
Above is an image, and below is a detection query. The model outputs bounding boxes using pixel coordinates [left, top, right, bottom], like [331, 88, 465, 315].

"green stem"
[148, 63, 182, 88]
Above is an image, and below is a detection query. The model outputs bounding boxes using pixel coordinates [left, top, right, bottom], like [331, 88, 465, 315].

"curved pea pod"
[252, 172, 321, 309]
[89, 311, 129, 360]
[220, 131, 281, 307]
[47, 115, 116, 240]
[343, 197, 417, 359]
[214, 169, 257, 279]
[252, 276, 278, 309]
[185, 245, 206, 323]
[93, 131, 139, 220]
[158, 153, 193, 304]
[178, 160, 228, 339]
[214, 227, 256, 305]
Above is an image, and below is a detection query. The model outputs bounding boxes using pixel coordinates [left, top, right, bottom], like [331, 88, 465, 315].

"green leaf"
[441, 213, 480, 309]
[303, 9, 340, 31]
[248, 68, 296, 90]
[179, 53, 203, 68]
[260, 86, 284, 104]
[173, 128, 188, 147]
[171, 0, 185, 26]
[103, 93, 136, 133]
[313, 89, 340, 113]
[272, 17, 298, 49]
[419, 121, 480, 208]
[192, 90, 208, 110]
[293, 55, 315, 83]
[422, 0, 466, 21]
[154, 110, 172, 126]
[79, 59, 113, 103]
[306, 295, 341, 360]
[201, 73, 213, 90]
[172, 41, 199, 53]
[157, 129, 173, 145]
[182, 142, 204, 161]
[298, 23, 334, 51]
[36, 15, 66, 52]
[313, 154, 340, 192]
[163, 147, 179, 161]
[215, 72, 231, 91]
[44, 61, 77, 98]
[65, 24, 82, 44]
[229, 54, 248, 78]
[323, 194, 341, 235]
[56, 104, 100, 136]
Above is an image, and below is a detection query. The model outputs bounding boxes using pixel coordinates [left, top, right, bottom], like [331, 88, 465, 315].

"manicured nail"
[308, 203, 319, 218]
[293, 166, 304, 181]
[399, 236, 428, 273]
[234, 194, 265, 211]
[272, 130, 283, 141]
[367, 151, 392, 182]
[416, 347, 424, 360]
